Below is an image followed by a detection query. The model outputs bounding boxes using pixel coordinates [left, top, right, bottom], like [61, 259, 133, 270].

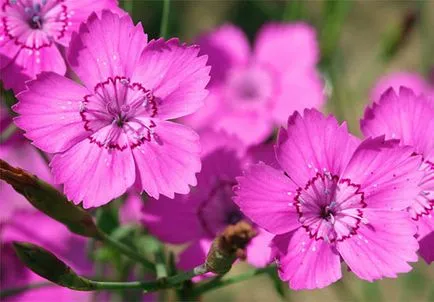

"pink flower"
[142, 131, 273, 271]
[13, 11, 210, 208]
[361, 87, 434, 264]
[0, 211, 92, 301]
[0, 105, 52, 223]
[0, 0, 122, 93]
[370, 71, 433, 102]
[234, 109, 423, 290]
[119, 192, 144, 225]
[182, 23, 325, 146]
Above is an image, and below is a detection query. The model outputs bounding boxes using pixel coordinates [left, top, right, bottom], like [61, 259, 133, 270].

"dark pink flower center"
[409, 160, 434, 221]
[294, 172, 367, 243]
[80, 77, 158, 150]
[197, 180, 243, 237]
[1, 0, 69, 50]
[224, 64, 274, 108]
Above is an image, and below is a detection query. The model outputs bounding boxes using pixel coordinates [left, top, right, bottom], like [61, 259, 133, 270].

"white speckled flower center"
[80, 77, 158, 150]
[1, 0, 71, 50]
[295, 173, 367, 243]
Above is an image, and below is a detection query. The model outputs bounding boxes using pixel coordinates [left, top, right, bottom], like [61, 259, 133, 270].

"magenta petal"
[131, 38, 210, 119]
[418, 230, 434, 264]
[337, 209, 418, 281]
[51, 134, 135, 208]
[370, 72, 429, 102]
[178, 239, 212, 271]
[273, 229, 342, 290]
[68, 11, 148, 90]
[254, 23, 319, 73]
[361, 87, 434, 157]
[246, 228, 274, 268]
[214, 110, 273, 146]
[13, 72, 90, 153]
[197, 24, 250, 86]
[234, 163, 300, 235]
[1, 44, 66, 93]
[142, 195, 204, 244]
[276, 109, 359, 186]
[272, 70, 325, 126]
[119, 192, 144, 225]
[342, 136, 423, 210]
[132, 121, 201, 199]
[57, 0, 124, 46]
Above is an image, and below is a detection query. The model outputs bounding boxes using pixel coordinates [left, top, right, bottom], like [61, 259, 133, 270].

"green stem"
[99, 232, 155, 274]
[193, 265, 276, 296]
[0, 282, 53, 299]
[0, 122, 17, 143]
[159, 0, 170, 38]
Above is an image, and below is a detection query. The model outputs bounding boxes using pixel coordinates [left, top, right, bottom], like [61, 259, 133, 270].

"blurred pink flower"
[13, 11, 210, 208]
[183, 23, 325, 146]
[120, 192, 144, 225]
[142, 131, 274, 271]
[0, 211, 92, 301]
[361, 87, 434, 264]
[0, 0, 122, 93]
[370, 71, 433, 102]
[0, 105, 51, 224]
[234, 109, 423, 290]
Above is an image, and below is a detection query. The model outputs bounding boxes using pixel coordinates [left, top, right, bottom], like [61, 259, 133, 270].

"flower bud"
[205, 220, 257, 274]
[0, 159, 101, 238]
[13, 242, 96, 291]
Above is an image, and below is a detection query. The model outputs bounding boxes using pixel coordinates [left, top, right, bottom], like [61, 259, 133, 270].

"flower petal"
[234, 162, 300, 235]
[131, 38, 210, 119]
[272, 70, 325, 126]
[142, 195, 204, 244]
[197, 24, 250, 86]
[14, 72, 90, 153]
[276, 109, 359, 186]
[336, 209, 418, 281]
[132, 120, 201, 199]
[342, 136, 423, 210]
[68, 11, 147, 90]
[254, 23, 319, 73]
[273, 229, 342, 290]
[214, 110, 273, 146]
[370, 72, 429, 102]
[246, 228, 274, 268]
[57, 1, 124, 46]
[178, 239, 212, 271]
[361, 87, 434, 158]
[418, 230, 434, 264]
[51, 132, 135, 208]
[1, 44, 65, 93]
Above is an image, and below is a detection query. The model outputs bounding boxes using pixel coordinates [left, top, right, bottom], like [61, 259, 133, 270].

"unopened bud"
[13, 242, 96, 291]
[205, 220, 257, 274]
[0, 159, 101, 238]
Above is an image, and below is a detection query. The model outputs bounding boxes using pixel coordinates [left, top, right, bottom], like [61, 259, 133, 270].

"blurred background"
[120, 0, 434, 301]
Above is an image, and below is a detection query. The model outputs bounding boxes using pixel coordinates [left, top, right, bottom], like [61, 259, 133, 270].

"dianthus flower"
[142, 131, 273, 271]
[0, 0, 122, 93]
[361, 87, 434, 264]
[183, 23, 325, 146]
[234, 109, 423, 289]
[13, 11, 210, 207]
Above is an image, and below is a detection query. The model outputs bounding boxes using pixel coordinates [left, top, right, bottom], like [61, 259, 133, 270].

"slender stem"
[0, 123, 17, 143]
[193, 265, 276, 296]
[0, 282, 52, 299]
[159, 0, 170, 38]
[99, 232, 156, 274]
